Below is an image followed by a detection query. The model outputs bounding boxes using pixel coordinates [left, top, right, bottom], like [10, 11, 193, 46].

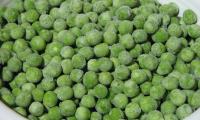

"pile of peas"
[1, 0, 200, 120]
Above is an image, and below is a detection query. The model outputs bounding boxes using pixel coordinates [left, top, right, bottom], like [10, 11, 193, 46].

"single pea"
[139, 96, 158, 113]
[112, 93, 128, 109]
[95, 99, 111, 114]
[144, 20, 158, 34]
[164, 114, 178, 120]
[140, 82, 152, 95]
[115, 6, 131, 20]
[32, 88, 44, 102]
[15, 91, 32, 107]
[169, 89, 186, 106]
[91, 112, 102, 120]
[109, 108, 124, 120]
[43, 91, 58, 108]
[10, 25, 25, 39]
[75, 14, 89, 28]
[25, 53, 43, 67]
[138, 54, 159, 71]
[54, 86, 73, 101]
[151, 43, 166, 57]
[133, 14, 146, 29]
[160, 52, 176, 65]
[86, 29, 103, 46]
[150, 85, 166, 100]
[152, 28, 169, 43]
[80, 95, 96, 108]
[72, 54, 86, 69]
[58, 30, 76, 46]
[26, 67, 42, 83]
[161, 101, 176, 114]
[159, 2, 179, 17]
[92, 1, 107, 14]
[167, 23, 182, 37]
[191, 90, 200, 108]
[94, 43, 109, 57]
[60, 46, 75, 59]
[75, 106, 91, 120]
[14, 107, 27, 117]
[41, 77, 56, 91]
[98, 57, 113, 72]
[114, 65, 130, 80]
[188, 24, 200, 39]
[76, 36, 89, 48]
[119, 34, 135, 50]
[29, 102, 44, 117]
[21, 83, 36, 93]
[93, 84, 108, 99]
[162, 76, 179, 90]
[125, 102, 141, 119]
[7, 56, 22, 73]
[30, 36, 46, 51]
[98, 72, 113, 85]
[174, 59, 190, 73]
[59, 100, 76, 117]
[131, 69, 148, 84]
[110, 43, 125, 57]
[157, 61, 173, 75]
[78, 47, 94, 60]
[81, 23, 97, 35]
[61, 59, 73, 75]
[39, 14, 54, 29]
[69, 69, 83, 83]
[179, 73, 195, 90]
[2, 67, 13, 82]
[103, 30, 117, 45]
[1, 93, 15, 106]
[146, 110, 164, 120]
[48, 106, 62, 120]
[118, 51, 133, 65]
[133, 29, 148, 43]
[73, 83, 86, 99]
[183, 9, 197, 25]
[13, 73, 27, 87]
[118, 20, 133, 35]
[176, 104, 193, 119]
[123, 80, 140, 98]
[180, 47, 194, 62]
[3, 8, 19, 23]
[87, 59, 99, 72]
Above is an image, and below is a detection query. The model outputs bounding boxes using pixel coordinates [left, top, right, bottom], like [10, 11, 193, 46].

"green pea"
[139, 96, 158, 113]
[59, 100, 76, 117]
[43, 91, 58, 108]
[183, 9, 197, 25]
[54, 86, 73, 101]
[125, 102, 141, 119]
[115, 6, 132, 20]
[161, 101, 176, 114]
[95, 99, 111, 114]
[80, 95, 96, 108]
[123, 80, 140, 98]
[29, 102, 44, 116]
[75, 106, 91, 120]
[73, 83, 86, 99]
[169, 89, 186, 106]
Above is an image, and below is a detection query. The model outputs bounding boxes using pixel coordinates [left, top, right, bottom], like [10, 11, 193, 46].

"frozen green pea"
[25, 53, 43, 67]
[72, 54, 86, 69]
[83, 71, 98, 88]
[54, 86, 73, 101]
[115, 6, 131, 20]
[94, 43, 109, 57]
[118, 20, 133, 35]
[133, 29, 147, 43]
[118, 51, 133, 65]
[15, 91, 32, 107]
[75, 14, 89, 28]
[41, 78, 55, 91]
[129, 44, 142, 58]
[114, 65, 130, 80]
[60, 46, 74, 59]
[81, 23, 97, 35]
[174, 59, 190, 73]
[150, 85, 166, 100]
[139, 96, 158, 113]
[138, 54, 159, 71]
[1, 93, 15, 106]
[131, 69, 148, 84]
[167, 23, 182, 37]
[123, 80, 140, 98]
[76, 36, 89, 48]
[98, 57, 113, 72]
[95, 99, 111, 114]
[61, 59, 73, 75]
[112, 93, 128, 109]
[91, 112, 102, 120]
[103, 30, 117, 45]
[75, 106, 91, 120]
[176, 104, 192, 119]
[10, 25, 25, 39]
[59, 100, 76, 117]
[179, 73, 195, 89]
[35, 0, 49, 14]
[133, 14, 146, 29]
[161, 101, 176, 114]
[3, 8, 19, 23]
[58, 30, 76, 46]
[183, 9, 197, 25]
[70, 69, 83, 83]
[141, 42, 151, 54]
[140, 82, 152, 95]
[188, 24, 200, 39]
[151, 43, 166, 57]
[13, 73, 27, 87]
[164, 114, 178, 120]
[70, 27, 82, 37]
[159, 3, 179, 17]
[93, 84, 108, 99]
[87, 59, 99, 72]
[57, 75, 72, 87]
[109, 108, 124, 119]
[110, 43, 125, 57]
[24, 9, 39, 23]
[1, 41, 13, 51]
[48, 106, 62, 120]
[32, 21, 42, 33]
[180, 47, 194, 62]
[125, 102, 141, 119]
[162, 76, 178, 90]
[2, 67, 13, 82]
[43, 91, 58, 108]
[80, 95, 96, 108]
[26, 67, 42, 83]
[22, 83, 35, 93]
[146, 110, 164, 120]
[144, 20, 158, 34]
[160, 52, 176, 65]
[53, 19, 66, 32]
[7, 57, 22, 73]
[98, 11, 112, 27]
[32, 88, 44, 102]
[190, 90, 200, 109]
[73, 83, 86, 99]
[119, 34, 135, 49]
[39, 14, 54, 29]
[152, 28, 169, 43]
[93, 1, 106, 14]
[83, 2, 92, 13]
[78, 47, 94, 60]
[25, 26, 36, 40]
[29, 102, 44, 117]
[169, 89, 186, 106]
[98, 72, 113, 85]
[157, 61, 172, 75]
[14, 107, 27, 117]
[30, 36, 46, 51]
[86, 29, 103, 46]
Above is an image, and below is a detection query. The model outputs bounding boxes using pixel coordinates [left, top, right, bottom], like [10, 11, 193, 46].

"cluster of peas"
[1, 0, 200, 120]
